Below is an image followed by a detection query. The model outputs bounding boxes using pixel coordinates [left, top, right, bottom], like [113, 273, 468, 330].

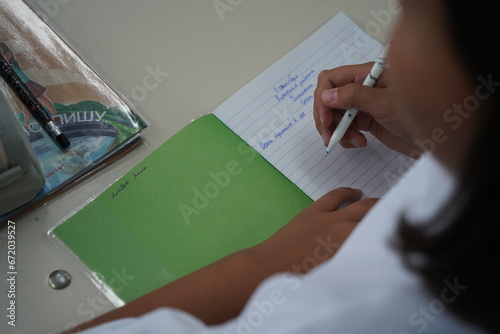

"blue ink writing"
[299, 69, 315, 87]
[290, 84, 314, 104]
[274, 74, 299, 94]
[260, 139, 274, 150]
[273, 70, 316, 105]
[274, 122, 293, 140]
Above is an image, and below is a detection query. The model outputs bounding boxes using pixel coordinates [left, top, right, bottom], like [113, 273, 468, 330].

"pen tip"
[56, 134, 71, 149]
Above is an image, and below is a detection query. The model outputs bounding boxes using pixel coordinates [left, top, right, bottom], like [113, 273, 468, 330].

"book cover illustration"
[0, 1, 147, 221]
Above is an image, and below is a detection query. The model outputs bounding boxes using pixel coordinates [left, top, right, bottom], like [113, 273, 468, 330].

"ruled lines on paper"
[215, 13, 410, 200]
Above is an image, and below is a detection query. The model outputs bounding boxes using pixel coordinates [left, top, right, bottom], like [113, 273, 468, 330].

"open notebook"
[50, 12, 411, 304]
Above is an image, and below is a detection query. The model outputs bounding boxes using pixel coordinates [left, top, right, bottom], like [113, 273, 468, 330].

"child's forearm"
[65, 187, 376, 333]
[65, 249, 271, 333]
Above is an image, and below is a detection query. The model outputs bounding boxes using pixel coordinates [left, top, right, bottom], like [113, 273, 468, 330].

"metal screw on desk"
[48, 270, 72, 290]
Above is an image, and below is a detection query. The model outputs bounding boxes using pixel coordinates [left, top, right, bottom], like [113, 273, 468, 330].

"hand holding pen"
[324, 49, 388, 156]
[313, 47, 420, 157]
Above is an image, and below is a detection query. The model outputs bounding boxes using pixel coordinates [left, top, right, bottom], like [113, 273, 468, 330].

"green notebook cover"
[54, 114, 312, 302]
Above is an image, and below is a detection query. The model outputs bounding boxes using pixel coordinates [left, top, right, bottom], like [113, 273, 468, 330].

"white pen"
[325, 46, 389, 156]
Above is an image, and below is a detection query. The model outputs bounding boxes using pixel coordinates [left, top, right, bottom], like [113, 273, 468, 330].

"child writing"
[69, 0, 498, 333]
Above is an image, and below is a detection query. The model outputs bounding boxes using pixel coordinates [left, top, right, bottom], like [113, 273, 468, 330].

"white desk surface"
[0, 1, 396, 333]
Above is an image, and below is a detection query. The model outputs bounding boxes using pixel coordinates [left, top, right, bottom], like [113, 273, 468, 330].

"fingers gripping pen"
[325, 47, 388, 156]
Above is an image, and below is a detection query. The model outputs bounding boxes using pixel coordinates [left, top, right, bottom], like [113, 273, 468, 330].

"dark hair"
[395, 1, 500, 333]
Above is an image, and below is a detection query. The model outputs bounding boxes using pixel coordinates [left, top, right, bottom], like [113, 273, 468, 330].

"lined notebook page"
[214, 12, 411, 200]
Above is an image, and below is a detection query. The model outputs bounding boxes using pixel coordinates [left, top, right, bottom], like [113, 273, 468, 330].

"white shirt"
[81, 154, 484, 334]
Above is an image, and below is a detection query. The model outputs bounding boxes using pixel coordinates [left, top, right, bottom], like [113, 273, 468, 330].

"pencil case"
[0, 90, 45, 215]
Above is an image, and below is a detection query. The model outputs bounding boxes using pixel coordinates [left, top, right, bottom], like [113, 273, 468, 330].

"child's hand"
[313, 62, 421, 157]
[247, 187, 378, 275]
[71, 189, 378, 329]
